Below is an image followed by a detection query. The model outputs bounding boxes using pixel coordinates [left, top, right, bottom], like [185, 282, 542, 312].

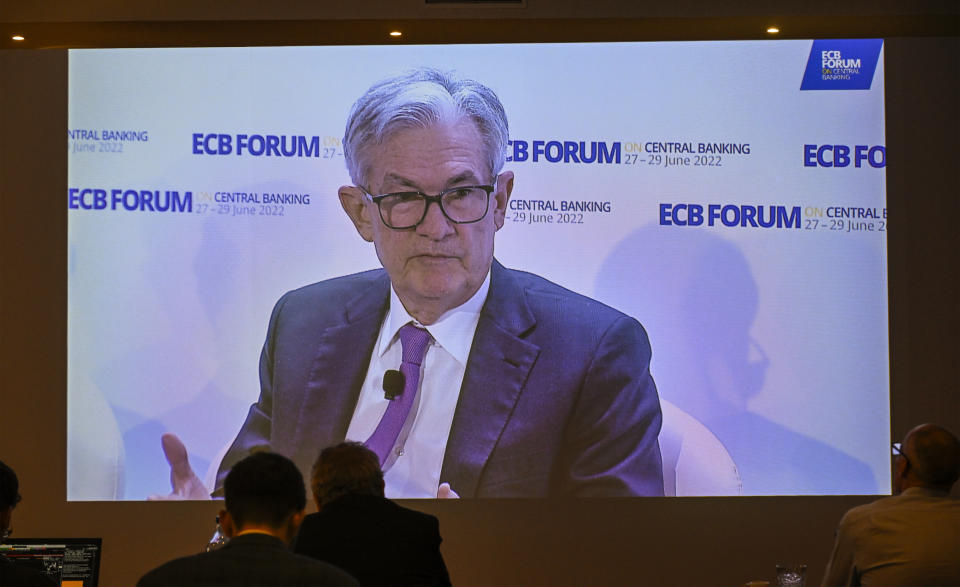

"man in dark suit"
[164, 67, 662, 499]
[293, 442, 450, 586]
[138, 452, 357, 587]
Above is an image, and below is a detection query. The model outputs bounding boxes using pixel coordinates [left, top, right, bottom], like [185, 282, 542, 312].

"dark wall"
[0, 37, 957, 586]
[884, 38, 960, 429]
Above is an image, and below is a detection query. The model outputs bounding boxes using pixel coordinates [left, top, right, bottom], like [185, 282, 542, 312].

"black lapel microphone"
[383, 369, 405, 400]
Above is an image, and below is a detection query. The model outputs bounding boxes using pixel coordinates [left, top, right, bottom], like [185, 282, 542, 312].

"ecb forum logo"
[801, 39, 883, 91]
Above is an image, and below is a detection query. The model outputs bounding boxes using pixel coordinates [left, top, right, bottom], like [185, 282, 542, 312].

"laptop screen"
[1, 538, 102, 587]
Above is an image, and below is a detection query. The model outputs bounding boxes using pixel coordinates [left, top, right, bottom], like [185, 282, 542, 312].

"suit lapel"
[289, 272, 390, 465]
[440, 261, 540, 497]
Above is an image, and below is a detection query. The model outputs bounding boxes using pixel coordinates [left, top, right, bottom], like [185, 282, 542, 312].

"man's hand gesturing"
[147, 433, 211, 500]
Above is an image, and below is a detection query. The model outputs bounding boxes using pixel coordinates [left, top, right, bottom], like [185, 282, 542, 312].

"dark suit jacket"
[217, 260, 663, 497]
[136, 533, 358, 587]
[293, 494, 450, 587]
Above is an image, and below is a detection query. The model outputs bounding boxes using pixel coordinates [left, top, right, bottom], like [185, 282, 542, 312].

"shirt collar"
[378, 270, 491, 367]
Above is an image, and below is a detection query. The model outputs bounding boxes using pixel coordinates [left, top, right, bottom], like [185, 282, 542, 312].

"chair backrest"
[68, 376, 125, 500]
[204, 439, 234, 495]
[658, 400, 742, 496]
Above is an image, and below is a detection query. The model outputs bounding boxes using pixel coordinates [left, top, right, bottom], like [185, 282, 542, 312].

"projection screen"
[67, 40, 888, 500]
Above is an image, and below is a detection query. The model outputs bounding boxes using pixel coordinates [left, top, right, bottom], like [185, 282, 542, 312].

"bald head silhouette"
[895, 424, 960, 494]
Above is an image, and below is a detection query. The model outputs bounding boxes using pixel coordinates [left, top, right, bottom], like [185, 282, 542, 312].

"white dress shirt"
[344, 272, 490, 498]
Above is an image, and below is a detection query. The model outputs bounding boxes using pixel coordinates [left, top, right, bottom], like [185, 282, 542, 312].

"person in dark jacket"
[294, 442, 451, 586]
[138, 452, 357, 587]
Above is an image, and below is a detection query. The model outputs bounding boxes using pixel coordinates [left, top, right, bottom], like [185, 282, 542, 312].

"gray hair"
[343, 67, 509, 187]
[311, 442, 384, 508]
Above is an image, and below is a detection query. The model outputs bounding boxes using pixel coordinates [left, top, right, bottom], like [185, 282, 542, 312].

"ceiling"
[1, 0, 957, 49]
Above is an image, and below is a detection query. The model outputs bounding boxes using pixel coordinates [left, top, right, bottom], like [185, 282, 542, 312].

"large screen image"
[67, 40, 889, 500]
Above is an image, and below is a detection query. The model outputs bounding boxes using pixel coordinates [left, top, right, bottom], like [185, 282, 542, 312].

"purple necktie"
[364, 323, 431, 466]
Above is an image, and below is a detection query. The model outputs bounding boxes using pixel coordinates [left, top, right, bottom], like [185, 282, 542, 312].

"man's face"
[340, 120, 513, 323]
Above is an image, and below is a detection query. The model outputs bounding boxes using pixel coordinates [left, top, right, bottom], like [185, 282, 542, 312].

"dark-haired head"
[0, 460, 20, 511]
[1, 460, 22, 540]
[221, 452, 307, 543]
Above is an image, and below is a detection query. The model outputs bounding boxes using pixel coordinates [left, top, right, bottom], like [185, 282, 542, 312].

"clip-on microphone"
[383, 369, 405, 400]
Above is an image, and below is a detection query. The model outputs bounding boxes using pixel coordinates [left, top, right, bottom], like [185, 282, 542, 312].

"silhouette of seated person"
[822, 423, 960, 586]
[293, 442, 451, 586]
[0, 460, 57, 587]
[138, 452, 358, 586]
[595, 226, 878, 494]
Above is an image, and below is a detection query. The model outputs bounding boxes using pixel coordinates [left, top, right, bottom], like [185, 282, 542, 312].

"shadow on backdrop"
[595, 225, 877, 495]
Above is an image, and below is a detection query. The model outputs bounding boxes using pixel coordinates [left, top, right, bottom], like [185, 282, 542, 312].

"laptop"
[1, 538, 102, 587]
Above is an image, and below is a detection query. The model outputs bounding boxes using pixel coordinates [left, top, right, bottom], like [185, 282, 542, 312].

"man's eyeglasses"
[360, 184, 495, 230]
[892, 442, 910, 468]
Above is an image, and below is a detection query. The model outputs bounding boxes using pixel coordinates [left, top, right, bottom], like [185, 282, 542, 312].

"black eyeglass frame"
[359, 183, 497, 230]
[891, 442, 910, 469]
